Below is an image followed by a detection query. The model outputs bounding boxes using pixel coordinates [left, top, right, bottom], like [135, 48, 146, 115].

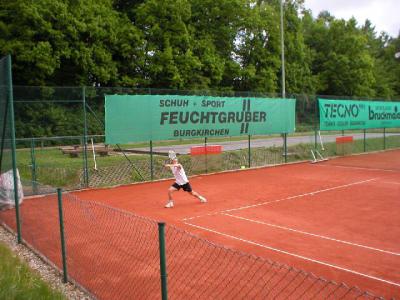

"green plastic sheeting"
[105, 95, 296, 143]
[319, 99, 400, 131]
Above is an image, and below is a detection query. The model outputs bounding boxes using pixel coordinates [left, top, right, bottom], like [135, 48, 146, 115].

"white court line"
[382, 181, 400, 185]
[222, 213, 400, 256]
[315, 164, 399, 173]
[184, 222, 400, 288]
[221, 178, 378, 214]
[182, 212, 220, 221]
[182, 178, 378, 221]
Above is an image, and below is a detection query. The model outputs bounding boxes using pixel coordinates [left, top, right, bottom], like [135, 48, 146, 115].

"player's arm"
[164, 159, 173, 168]
[164, 163, 182, 169]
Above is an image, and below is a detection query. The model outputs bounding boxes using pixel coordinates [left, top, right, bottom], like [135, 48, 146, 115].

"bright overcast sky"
[303, 0, 400, 37]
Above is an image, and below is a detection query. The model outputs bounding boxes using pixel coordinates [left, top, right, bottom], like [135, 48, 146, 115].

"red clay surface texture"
[1, 149, 399, 299]
[76, 150, 400, 298]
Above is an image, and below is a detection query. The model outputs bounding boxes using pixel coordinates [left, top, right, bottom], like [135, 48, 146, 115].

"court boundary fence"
[13, 87, 400, 198]
[0, 55, 21, 242]
[0, 189, 387, 299]
[2, 57, 399, 299]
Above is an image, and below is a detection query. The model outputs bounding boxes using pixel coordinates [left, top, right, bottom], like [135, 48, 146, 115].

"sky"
[303, 0, 400, 37]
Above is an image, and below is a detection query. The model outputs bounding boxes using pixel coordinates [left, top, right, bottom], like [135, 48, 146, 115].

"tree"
[0, 0, 397, 98]
[133, 0, 199, 89]
[190, 0, 248, 90]
[304, 15, 375, 97]
[281, 0, 316, 94]
[0, 0, 144, 86]
[386, 34, 400, 97]
[0, 0, 72, 85]
[232, 1, 280, 93]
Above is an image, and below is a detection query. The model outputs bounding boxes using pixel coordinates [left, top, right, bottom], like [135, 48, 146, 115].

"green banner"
[319, 99, 400, 130]
[105, 95, 296, 143]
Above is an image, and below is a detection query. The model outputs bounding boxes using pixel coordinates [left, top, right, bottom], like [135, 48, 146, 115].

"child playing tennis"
[164, 155, 207, 208]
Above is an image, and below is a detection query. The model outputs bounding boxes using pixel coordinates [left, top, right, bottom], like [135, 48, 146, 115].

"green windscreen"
[319, 98, 400, 130]
[105, 95, 296, 144]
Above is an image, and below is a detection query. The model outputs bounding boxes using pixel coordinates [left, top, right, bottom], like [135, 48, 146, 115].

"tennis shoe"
[199, 196, 207, 203]
[165, 201, 174, 208]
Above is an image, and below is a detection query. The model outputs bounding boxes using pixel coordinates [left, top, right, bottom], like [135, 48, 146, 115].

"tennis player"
[164, 157, 207, 208]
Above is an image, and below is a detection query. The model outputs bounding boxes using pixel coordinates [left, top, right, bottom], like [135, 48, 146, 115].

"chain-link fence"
[13, 87, 400, 195]
[2, 82, 399, 299]
[0, 56, 11, 176]
[0, 190, 386, 299]
[0, 55, 22, 243]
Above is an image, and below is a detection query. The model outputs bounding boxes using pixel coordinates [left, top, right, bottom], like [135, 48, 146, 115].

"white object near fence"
[0, 169, 24, 210]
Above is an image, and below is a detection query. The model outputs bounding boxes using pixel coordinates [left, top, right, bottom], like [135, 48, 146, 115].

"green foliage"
[0, 242, 66, 300]
[135, 0, 195, 88]
[233, 1, 280, 92]
[15, 102, 83, 137]
[0, 0, 144, 86]
[1, 0, 398, 96]
[1, 0, 400, 140]
[304, 14, 378, 97]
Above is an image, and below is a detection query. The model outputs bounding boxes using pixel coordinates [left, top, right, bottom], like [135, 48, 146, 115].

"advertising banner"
[106, 95, 296, 143]
[319, 99, 400, 130]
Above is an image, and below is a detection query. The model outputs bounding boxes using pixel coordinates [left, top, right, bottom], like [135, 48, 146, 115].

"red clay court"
[1, 149, 399, 298]
[69, 149, 400, 298]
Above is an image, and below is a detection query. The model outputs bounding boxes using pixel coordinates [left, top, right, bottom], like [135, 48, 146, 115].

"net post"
[248, 135, 251, 168]
[82, 87, 89, 188]
[158, 222, 168, 300]
[57, 188, 68, 283]
[150, 140, 154, 181]
[7, 55, 22, 243]
[30, 138, 37, 194]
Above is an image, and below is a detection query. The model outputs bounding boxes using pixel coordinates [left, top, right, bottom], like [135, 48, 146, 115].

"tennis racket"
[162, 150, 177, 166]
[168, 150, 177, 160]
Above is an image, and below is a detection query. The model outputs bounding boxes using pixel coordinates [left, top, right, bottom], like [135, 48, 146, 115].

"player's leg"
[183, 183, 207, 203]
[165, 184, 179, 208]
[168, 186, 178, 201]
[190, 190, 207, 203]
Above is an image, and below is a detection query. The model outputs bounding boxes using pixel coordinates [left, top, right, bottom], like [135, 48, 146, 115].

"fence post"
[284, 133, 288, 163]
[248, 135, 251, 168]
[30, 139, 37, 193]
[314, 99, 318, 151]
[150, 140, 154, 181]
[363, 129, 366, 152]
[82, 87, 89, 187]
[204, 137, 208, 173]
[314, 129, 317, 151]
[158, 222, 168, 300]
[7, 55, 22, 243]
[383, 128, 386, 150]
[57, 188, 68, 283]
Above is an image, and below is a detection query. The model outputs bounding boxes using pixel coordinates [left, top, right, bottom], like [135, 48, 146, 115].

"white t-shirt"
[170, 164, 189, 185]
